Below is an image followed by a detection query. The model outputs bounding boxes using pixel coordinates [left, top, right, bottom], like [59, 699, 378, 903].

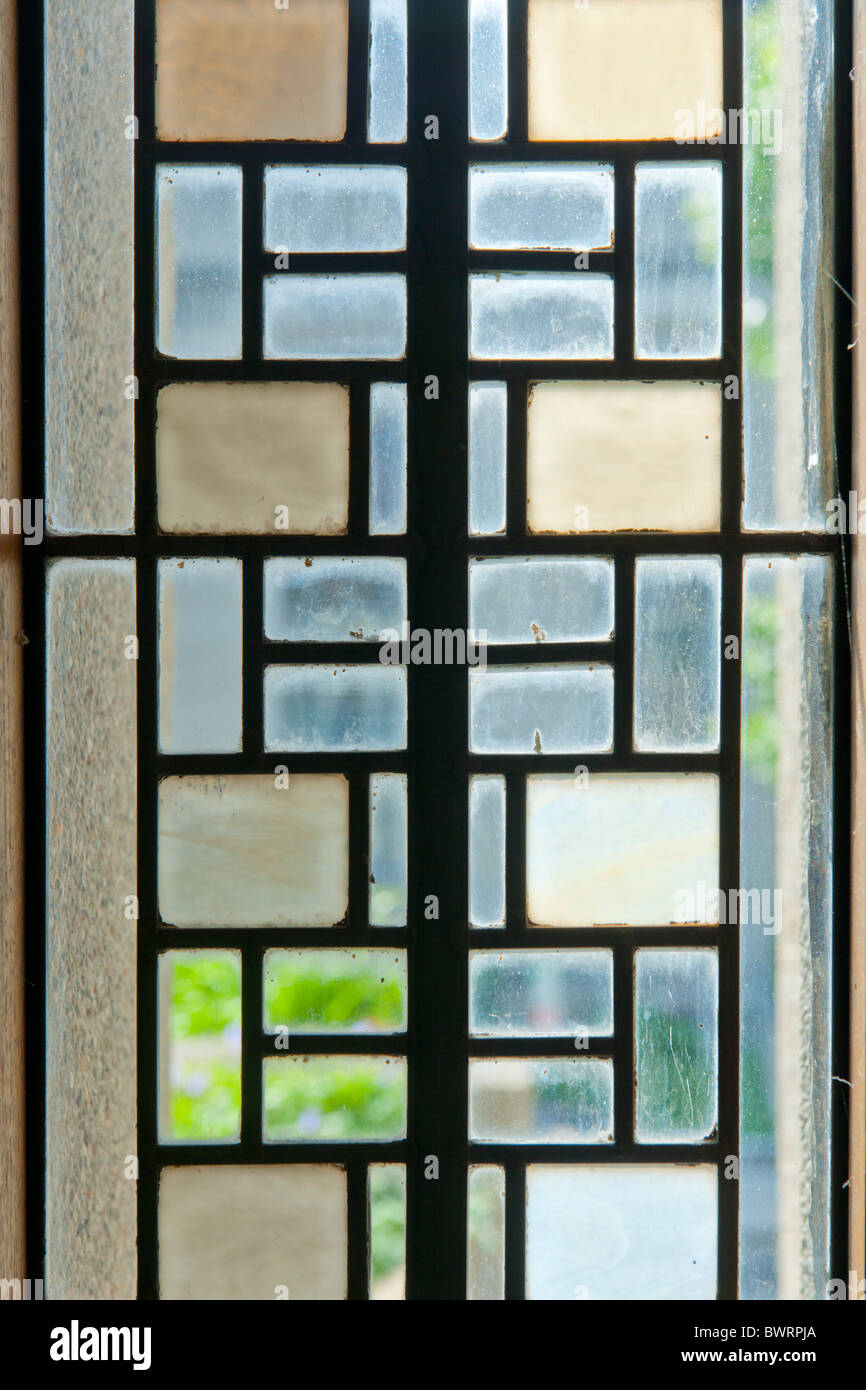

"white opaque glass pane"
[264, 1057, 407, 1141]
[370, 774, 408, 927]
[157, 165, 242, 360]
[264, 165, 407, 252]
[470, 950, 614, 1038]
[264, 275, 407, 359]
[470, 0, 507, 141]
[370, 383, 408, 534]
[634, 557, 722, 752]
[263, 949, 407, 1033]
[470, 666, 614, 755]
[264, 666, 408, 752]
[469, 1059, 613, 1144]
[635, 163, 722, 360]
[469, 382, 507, 535]
[368, 0, 408, 143]
[470, 164, 614, 251]
[470, 557, 614, 644]
[470, 274, 614, 360]
[159, 559, 242, 753]
[263, 557, 407, 642]
[635, 949, 719, 1144]
[469, 775, 506, 928]
[468, 1167, 505, 1301]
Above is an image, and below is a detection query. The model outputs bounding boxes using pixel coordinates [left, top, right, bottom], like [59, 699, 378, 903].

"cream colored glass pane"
[527, 381, 720, 533]
[156, 0, 349, 142]
[159, 1165, 347, 1300]
[158, 774, 349, 928]
[157, 382, 349, 535]
[528, 0, 723, 142]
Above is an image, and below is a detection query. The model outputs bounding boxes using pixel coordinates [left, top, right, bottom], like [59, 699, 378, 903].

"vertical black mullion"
[503, 1160, 526, 1300]
[504, 770, 526, 934]
[242, 159, 264, 365]
[613, 549, 635, 759]
[349, 381, 372, 537]
[243, 557, 264, 758]
[613, 153, 635, 366]
[615, 938, 636, 1156]
[507, 0, 528, 144]
[240, 946, 263, 1148]
[506, 381, 527, 538]
[348, 772, 370, 931]
[347, 1162, 370, 1300]
[347, 0, 371, 143]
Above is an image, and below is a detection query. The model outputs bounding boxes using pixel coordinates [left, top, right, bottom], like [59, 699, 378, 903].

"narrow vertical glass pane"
[634, 557, 722, 753]
[158, 951, 242, 1144]
[156, 165, 242, 360]
[635, 949, 719, 1144]
[470, 775, 506, 928]
[370, 774, 408, 927]
[369, 1166, 407, 1299]
[470, 0, 508, 141]
[468, 1166, 505, 1300]
[370, 383, 408, 534]
[469, 381, 507, 535]
[368, 0, 408, 143]
[635, 163, 722, 360]
[159, 558, 242, 754]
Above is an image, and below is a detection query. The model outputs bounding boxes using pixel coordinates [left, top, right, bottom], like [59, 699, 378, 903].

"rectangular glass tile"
[264, 275, 407, 360]
[156, 165, 242, 360]
[159, 558, 242, 754]
[158, 951, 242, 1144]
[470, 274, 613, 360]
[264, 1057, 407, 1141]
[526, 774, 719, 927]
[470, 665, 613, 755]
[526, 1166, 717, 1300]
[158, 774, 349, 928]
[634, 557, 722, 753]
[470, 557, 614, 644]
[470, 0, 508, 141]
[264, 557, 406, 643]
[635, 949, 719, 1144]
[368, 0, 408, 143]
[469, 775, 506, 929]
[635, 163, 722, 360]
[470, 950, 614, 1038]
[369, 1166, 407, 1300]
[469, 164, 614, 252]
[527, 380, 721, 533]
[264, 165, 407, 253]
[264, 666, 407, 753]
[469, 381, 507, 535]
[468, 1167, 505, 1301]
[370, 774, 408, 927]
[469, 1059, 613, 1144]
[370, 383, 408, 535]
[263, 949, 407, 1034]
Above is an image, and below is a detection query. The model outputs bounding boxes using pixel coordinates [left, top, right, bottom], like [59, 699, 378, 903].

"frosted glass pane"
[264, 558, 406, 642]
[264, 275, 407, 360]
[470, 950, 614, 1038]
[528, 0, 723, 142]
[157, 165, 242, 360]
[636, 949, 718, 1144]
[470, 557, 614, 644]
[157, 382, 349, 536]
[370, 383, 408, 535]
[469, 775, 506, 928]
[158, 951, 242, 1143]
[634, 557, 722, 753]
[263, 949, 407, 1034]
[470, 0, 507, 141]
[469, 382, 507, 535]
[159, 559, 242, 753]
[264, 165, 407, 252]
[526, 1166, 717, 1300]
[468, 1167, 505, 1301]
[368, 0, 408, 143]
[158, 774, 349, 928]
[159, 1165, 347, 1301]
[527, 381, 721, 533]
[635, 163, 722, 360]
[470, 274, 613, 360]
[369, 1167, 406, 1300]
[470, 665, 613, 755]
[264, 666, 407, 752]
[470, 165, 614, 251]
[370, 774, 408, 927]
[264, 1057, 407, 1141]
[469, 1059, 613, 1143]
[526, 774, 719, 927]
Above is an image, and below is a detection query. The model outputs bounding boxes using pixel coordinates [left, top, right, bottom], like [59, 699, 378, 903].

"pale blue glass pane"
[370, 774, 408, 927]
[264, 1057, 407, 1141]
[470, 0, 508, 141]
[469, 382, 507, 535]
[470, 164, 614, 251]
[264, 165, 407, 252]
[264, 665, 407, 752]
[263, 949, 407, 1034]
[635, 949, 719, 1144]
[469, 1059, 613, 1144]
[470, 557, 614, 644]
[468, 1167, 505, 1301]
[264, 275, 407, 360]
[635, 162, 722, 359]
[470, 665, 613, 754]
[263, 557, 406, 642]
[158, 950, 242, 1144]
[469, 775, 505, 928]
[157, 165, 242, 360]
[370, 383, 408, 535]
[368, 0, 408, 143]
[159, 558, 242, 754]
[470, 274, 613, 360]
[470, 950, 614, 1037]
[634, 557, 721, 752]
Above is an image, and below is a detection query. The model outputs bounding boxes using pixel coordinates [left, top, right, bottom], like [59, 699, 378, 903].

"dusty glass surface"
[263, 949, 407, 1034]
[264, 666, 407, 752]
[159, 558, 242, 754]
[470, 0, 508, 141]
[368, 0, 408, 143]
[370, 774, 408, 927]
[469, 775, 506, 929]
[156, 165, 242, 360]
[469, 382, 507, 535]
[468, 1167, 505, 1300]
[264, 558, 406, 643]
[635, 163, 722, 360]
[370, 383, 408, 534]
[264, 166, 407, 253]
[470, 274, 613, 360]
[264, 1057, 407, 1141]
[264, 275, 407, 360]
[469, 557, 614, 644]
[634, 557, 722, 752]
[469, 164, 614, 251]
[369, 1166, 407, 1300]
[469, 1059, 614, 1144]
[470, 665, 614, 754]
[470, 950, 614, 1037]
[158, 951, 242, 1144]
[635, 949, 719, 1144]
